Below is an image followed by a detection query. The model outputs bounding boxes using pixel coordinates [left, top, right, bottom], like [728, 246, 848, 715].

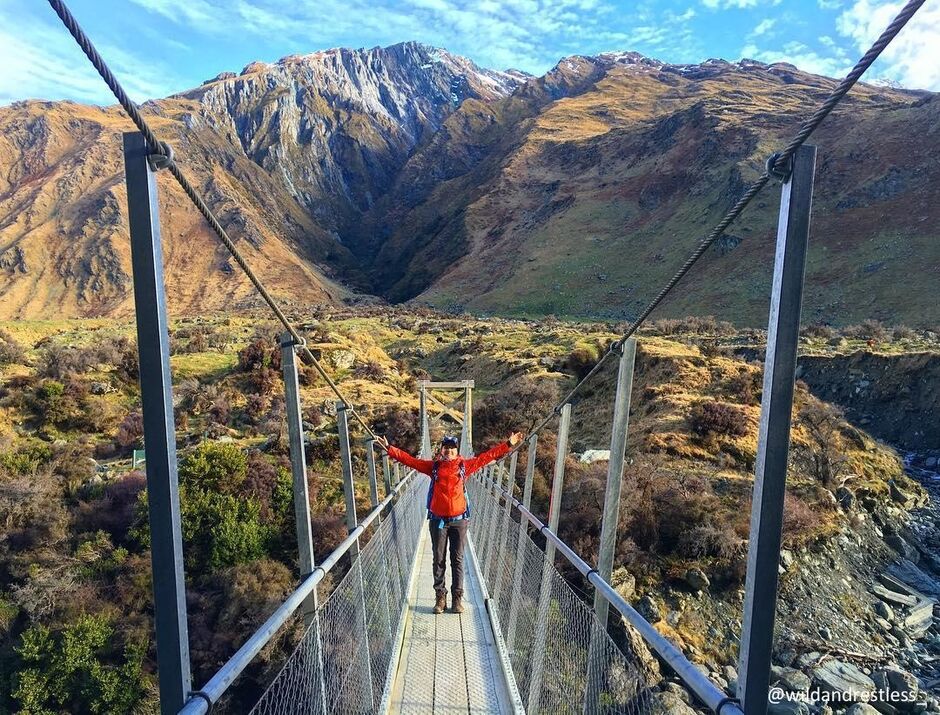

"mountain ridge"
[0, 42, 937, 325]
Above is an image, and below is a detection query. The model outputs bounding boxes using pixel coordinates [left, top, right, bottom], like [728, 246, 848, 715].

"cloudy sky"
[1, 0, 937, 105]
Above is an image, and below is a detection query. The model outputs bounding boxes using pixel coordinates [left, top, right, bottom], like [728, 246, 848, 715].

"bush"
[843, 319, 888, 341]
[133, 443, 271, 571]
[353, 361, 386, 381]
[565, 344, 601, 381]
[38, 345, 98, 379]
[0, 329, 25, 365]
[891, 325, 917, 340]
[690, 401, 749, 438]
[374, 408, 419, 454]
[180, 489, 269, 570]
[114, 411, 144, 451]
[473, 375, 558, 442]
[178, 442, 248, 493]
[782, 493, 819, 544]
[726, 370, 760, 405]
[643, 316, 736, 336]
[74, 472, 147, 543]
[12, 614, 152, 714]
[237, 337, 280, 373]
[802, 323, 836, 339]
[0, 442, 53, 475]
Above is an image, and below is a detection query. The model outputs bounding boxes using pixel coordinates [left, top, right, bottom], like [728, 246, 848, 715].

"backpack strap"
[427, 461, 439, 515]
[459, 461, 471, 519]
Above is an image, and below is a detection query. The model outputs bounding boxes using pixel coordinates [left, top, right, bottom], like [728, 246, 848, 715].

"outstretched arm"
[384, 444, 435, 476]
[464, 432, 524, 475]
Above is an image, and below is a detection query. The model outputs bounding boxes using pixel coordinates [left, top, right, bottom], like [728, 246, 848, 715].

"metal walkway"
[388, 528, 516, 714]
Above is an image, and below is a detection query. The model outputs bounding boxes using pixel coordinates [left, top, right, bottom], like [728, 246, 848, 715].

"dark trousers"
[429, 519, 469, 597]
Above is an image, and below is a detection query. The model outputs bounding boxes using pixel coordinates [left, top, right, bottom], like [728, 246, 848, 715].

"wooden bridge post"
[739, 145, 817, 715]
[122, 131, 191, 714]
[337, 402, 375, 711]
[528, 404, 572, 713]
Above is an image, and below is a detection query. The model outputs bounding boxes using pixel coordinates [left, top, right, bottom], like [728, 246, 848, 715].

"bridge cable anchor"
[765, 152, 792, 182]
[147, 141, 175, 171]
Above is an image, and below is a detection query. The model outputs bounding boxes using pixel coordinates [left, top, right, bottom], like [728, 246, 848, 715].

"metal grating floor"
[388, 527, 514, 714]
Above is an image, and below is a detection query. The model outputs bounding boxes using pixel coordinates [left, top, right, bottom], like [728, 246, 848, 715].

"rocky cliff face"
[0, 42, 525, 319]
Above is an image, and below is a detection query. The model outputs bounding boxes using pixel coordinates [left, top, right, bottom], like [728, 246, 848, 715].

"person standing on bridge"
[377, 431, 524, 614]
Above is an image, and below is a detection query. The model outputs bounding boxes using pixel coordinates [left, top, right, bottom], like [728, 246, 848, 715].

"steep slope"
[364, 54, 939, 327]
[0, 42, 525, 319]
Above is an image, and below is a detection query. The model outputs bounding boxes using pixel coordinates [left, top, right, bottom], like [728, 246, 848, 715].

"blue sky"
[1, 0, 937, 105]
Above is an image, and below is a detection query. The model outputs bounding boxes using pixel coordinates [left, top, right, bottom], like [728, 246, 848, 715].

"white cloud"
[0, 7, 181, 105]
[740, 40, 850, 78]
[751, 18, 776, 36]
[836, 0, 940, 90]
[703, 0, 759, 8]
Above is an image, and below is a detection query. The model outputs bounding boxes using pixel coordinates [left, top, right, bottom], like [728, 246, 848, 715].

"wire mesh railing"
[466, 467, 656, 715]
[250, 471, 429, 715]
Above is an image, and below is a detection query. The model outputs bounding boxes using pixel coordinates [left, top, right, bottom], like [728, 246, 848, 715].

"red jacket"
[387, 441, 512, 518]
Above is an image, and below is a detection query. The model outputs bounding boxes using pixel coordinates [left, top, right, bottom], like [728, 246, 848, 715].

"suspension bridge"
[39, 0, 929, 712]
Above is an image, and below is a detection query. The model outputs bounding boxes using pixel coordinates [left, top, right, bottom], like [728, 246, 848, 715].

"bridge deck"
[388, 528, 515, 714]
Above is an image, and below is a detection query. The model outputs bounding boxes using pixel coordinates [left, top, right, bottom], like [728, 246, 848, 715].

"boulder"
[612, 567, 636, 601]
[579, 449, 611, 464]
[812, 660, 876, 703]
[874, 601, 895, 621]
[636, 594, 662, 623]
[684, 567, 710, 592]
[872, 668, 919, 711]
[768, 697, 810, 715]
[620, 621, 662, 686]
[329, 349, 356, 370]
[770, 666, 812, 694]
[651, 691, 697, 715]
[662, 682, 691, 704]
[845, 705, 882, 715]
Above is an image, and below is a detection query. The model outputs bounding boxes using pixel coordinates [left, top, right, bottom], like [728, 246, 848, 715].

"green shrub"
[134, 443, 272, 571]
[12, 614, 151, 714]
[0, 442, 53, 475]
[180, 488, 269, 570]
[178, 442, 248, 493]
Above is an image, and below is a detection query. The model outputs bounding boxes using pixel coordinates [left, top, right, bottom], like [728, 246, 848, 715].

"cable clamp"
[148, 141, 175, 171]
[765, 152, 791, 182]
[187, 691, 213, 712]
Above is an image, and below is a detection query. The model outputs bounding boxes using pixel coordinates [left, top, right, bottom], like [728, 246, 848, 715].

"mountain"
[358, 53, 940, 327]
[0, 42, 525, 318]
[1, 43, 937, 326]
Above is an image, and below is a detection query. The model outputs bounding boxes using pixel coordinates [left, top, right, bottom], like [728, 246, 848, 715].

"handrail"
[482, 468, 744, 715]
[179, 469, 417, 714]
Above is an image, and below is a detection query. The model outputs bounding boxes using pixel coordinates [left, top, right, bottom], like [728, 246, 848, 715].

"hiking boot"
[451, 595, 464, 614]
[433, 592, 447, 614]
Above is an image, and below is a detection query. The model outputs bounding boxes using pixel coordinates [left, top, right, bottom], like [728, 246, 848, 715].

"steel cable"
[46, 0, 377, 439]
[515, 0, 926, 446]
